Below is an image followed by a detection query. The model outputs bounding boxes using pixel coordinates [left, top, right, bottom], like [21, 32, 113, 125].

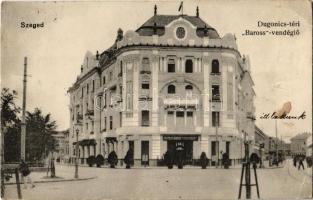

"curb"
[4, 176, 97, 185]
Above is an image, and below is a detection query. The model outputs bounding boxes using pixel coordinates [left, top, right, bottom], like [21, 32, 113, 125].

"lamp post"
[75, 128, 79, 179]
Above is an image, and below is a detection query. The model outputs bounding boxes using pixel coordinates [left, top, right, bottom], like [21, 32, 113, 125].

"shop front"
[163, 135, 199, 165]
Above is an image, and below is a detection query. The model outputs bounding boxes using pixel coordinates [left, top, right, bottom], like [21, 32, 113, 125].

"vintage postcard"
[1, 0, 312, 199]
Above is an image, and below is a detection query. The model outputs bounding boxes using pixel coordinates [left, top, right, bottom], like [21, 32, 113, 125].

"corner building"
[68, 7, 255, 166]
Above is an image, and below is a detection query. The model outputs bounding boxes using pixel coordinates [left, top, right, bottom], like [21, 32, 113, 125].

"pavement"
[3, 159, 312, 200]
[4, 165, 97, 185]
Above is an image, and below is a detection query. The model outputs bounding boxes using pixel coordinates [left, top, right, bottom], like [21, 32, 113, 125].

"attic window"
[176, 27, 186, 39]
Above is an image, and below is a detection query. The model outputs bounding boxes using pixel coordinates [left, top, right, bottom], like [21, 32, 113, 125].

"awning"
[73, 139, 97, 146]
[106, 137, 117, 143]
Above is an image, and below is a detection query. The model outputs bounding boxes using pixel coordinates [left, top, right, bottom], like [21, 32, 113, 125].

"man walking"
[19, 159, 35, 189]
[298, 156, 305, 170]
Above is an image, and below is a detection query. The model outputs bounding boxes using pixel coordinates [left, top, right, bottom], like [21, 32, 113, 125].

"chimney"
[196, 6, 199, 17]
[154, 5, 157, 15]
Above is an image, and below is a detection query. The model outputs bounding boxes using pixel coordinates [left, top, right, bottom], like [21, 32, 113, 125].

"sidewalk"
[4, 166, 96, 185]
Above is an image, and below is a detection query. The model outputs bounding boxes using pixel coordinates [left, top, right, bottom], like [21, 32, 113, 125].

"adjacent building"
[68, 6, 255, 166]
[52, 129, 70, 163]
[290, 132, 310, 156]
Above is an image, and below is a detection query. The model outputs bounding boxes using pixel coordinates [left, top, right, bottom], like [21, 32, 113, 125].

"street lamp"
[75, 128, 79, 179]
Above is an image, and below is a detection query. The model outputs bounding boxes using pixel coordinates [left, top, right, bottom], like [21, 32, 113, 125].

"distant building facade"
[52, 129, 70, 163]
[290, 132, 310, 156]
[68, 6, 255, 166]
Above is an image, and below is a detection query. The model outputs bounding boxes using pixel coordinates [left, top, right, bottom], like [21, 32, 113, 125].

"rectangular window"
[104, 116, 107, 131]
[110, 116, 113, 130]
[142, 83, 150, 89]
[212, 111, 220, 127]
[120, 112, 122, 127]
[129, 140, 134, 152]
[211, 141, 219, 156]
[87, 84, 89, 94]
[168, 59, 175, 73]
[81, 87, 84, 98]
[176, 111, 184, 117]
[226, 141, 230, 155]
[109, 71, 113, 81]
[212, 85, 220, 101]
[187, 111, 193, 117]
[102, 76, 106, 85]
[167, 111, 174, 115]
[92, 80, 95, 92]
[141, 110, 150, 127]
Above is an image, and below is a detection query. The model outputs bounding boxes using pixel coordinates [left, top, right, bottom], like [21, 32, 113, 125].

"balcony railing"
[211, 94, 221, 102]
[85, 109, 94, 116]
[140, 70, 151, 74]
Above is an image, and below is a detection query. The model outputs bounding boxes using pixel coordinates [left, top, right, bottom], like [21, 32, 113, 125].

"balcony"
[140, 70, 151, 74]
[211, 94, 221, 102]
[163, 98, 199, 106]
[76, 113, 83, 122]
[85, 109, 94, 116]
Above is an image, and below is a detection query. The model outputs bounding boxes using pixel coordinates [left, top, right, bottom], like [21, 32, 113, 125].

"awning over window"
[73, 139, 97, 146]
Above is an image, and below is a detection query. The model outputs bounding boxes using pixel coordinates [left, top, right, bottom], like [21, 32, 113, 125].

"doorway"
[167, 140, 193, 165]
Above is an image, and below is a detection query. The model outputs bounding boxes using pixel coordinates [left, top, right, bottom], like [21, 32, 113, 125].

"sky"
[1, 0, 312, 142]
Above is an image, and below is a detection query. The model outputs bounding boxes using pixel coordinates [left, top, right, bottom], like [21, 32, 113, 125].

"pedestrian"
[298, 156, 305, 170]
[293, 156, 297, 168]
[19, 159, 35, 189]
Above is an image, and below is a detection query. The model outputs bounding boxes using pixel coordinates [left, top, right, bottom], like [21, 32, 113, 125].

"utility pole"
[21, 57, 27, 160]
[275, 120, 278, 166]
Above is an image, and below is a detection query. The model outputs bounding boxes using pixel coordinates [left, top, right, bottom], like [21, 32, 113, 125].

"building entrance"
[167, 140, 193, 165]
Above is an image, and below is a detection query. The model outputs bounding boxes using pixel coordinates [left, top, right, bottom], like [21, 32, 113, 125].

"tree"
[1, 88, 21, 162]
[25, 108, 57, 162]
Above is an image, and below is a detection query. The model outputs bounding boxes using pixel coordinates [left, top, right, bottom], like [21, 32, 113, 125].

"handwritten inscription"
[260, 111, 306, 120]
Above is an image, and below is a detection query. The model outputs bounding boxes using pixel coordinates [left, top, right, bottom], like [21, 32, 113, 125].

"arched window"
[185, 85, 193, 90]
[185, 59, 193, 73]
[168, 84, 176, 94]
[212, 59, 219, 74]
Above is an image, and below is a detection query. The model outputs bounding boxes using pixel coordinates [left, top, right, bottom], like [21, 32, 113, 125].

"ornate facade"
[68, 6, 255, 166]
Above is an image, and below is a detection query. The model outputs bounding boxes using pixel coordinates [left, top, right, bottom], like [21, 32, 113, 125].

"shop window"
[212, 59, 220, 74]
[168, 59, 175, 73]
[168, 84, 176, 94]
[185, 59, 193, 73]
